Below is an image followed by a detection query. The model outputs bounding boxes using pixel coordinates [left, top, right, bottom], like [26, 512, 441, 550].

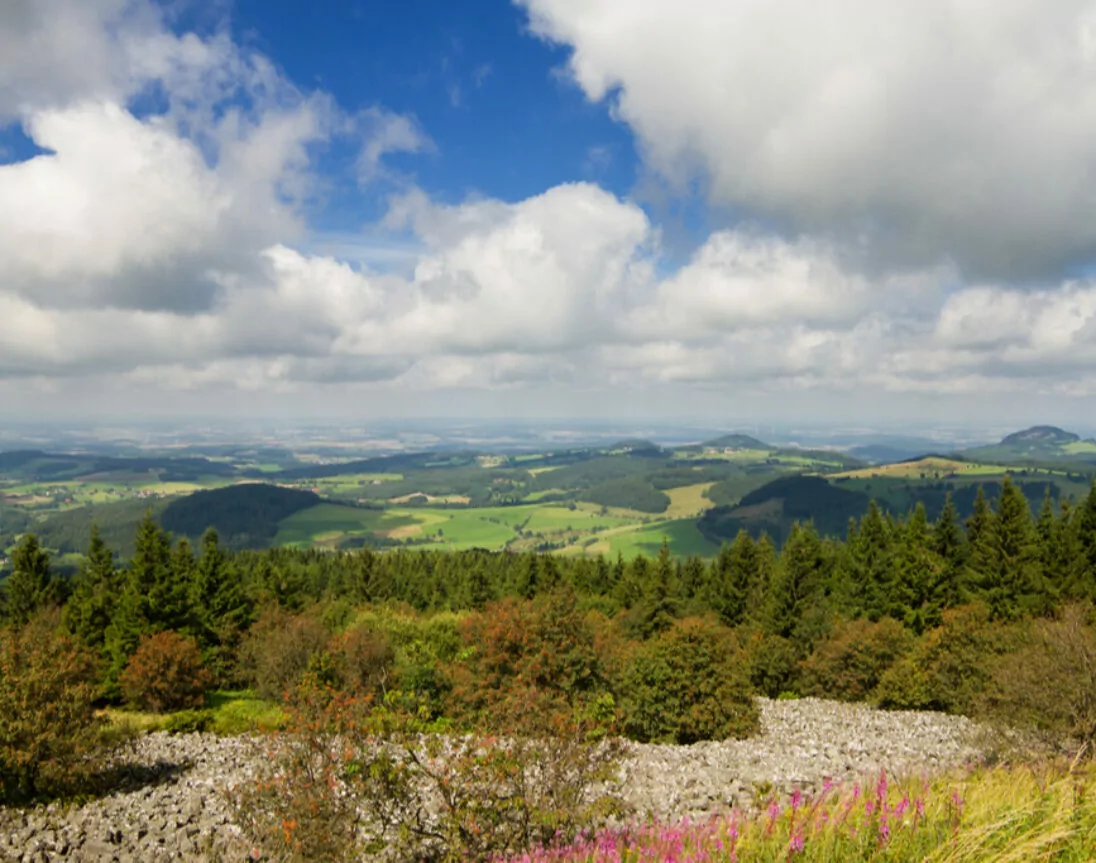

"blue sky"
[229, 0, 637, 225]
[3, 0, 1096, 426]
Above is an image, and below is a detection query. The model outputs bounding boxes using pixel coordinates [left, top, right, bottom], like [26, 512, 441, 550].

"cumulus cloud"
[6, 0, 1096, 417]
[520, 0, 1096, 282]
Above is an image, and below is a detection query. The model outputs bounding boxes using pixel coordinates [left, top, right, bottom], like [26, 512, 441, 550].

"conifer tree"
[1077, 478, 1096, 589]
[65, 524, 121, 649]
[766, 522, 825, 640]
[929, 495, 966, 616]
[5, 533, 53, 626]
[630, 541, 679, 638]
[711, 530, 757, 627]
[982, 476, 1047, 618]
[890, 504, 937, 631]
[1051, 498, 1090, 599]
[851, 500, 892, 619]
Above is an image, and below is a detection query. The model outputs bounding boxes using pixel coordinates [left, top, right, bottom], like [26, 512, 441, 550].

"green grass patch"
[606, 518, 720, 559]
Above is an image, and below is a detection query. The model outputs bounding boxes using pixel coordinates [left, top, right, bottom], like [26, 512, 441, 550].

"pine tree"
[1077, 478, 1096, 590]
[1052, 498, 1090, 599]
[65, 524, 121, 649]
[5, 534, 53, 626]
[631, 541, 679, 638]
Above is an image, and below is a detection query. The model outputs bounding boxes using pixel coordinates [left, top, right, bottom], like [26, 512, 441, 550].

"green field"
[275, 504, 421, 547]
[602, 518, 719, 559]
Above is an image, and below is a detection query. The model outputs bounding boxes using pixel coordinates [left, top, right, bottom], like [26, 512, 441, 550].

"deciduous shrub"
[237, 605, 329, 701]
[445, 589, 611, 734]
[799, 617, 914, 702]
[622, 616, 759, 744]
[234, 687, 625, 863]
[0, 614, 102, 802]
[119, 630, 212, 713]
[742, 630, 801, 698]
[980, 603, 1096, 753]
[874, 603, 1020, 713]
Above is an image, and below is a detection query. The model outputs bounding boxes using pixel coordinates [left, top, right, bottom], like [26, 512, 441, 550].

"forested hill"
[160, 484, 320, 548]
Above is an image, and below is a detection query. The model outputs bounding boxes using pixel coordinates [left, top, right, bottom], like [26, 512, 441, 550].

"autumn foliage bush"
[119, 630, 212, 713]
[0, 614, 103, 802]
[799, 617, 915, 702]
[445, 588, 613, 734]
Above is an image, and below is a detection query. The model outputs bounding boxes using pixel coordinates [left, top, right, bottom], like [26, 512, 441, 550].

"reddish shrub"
[119, 630, 212, 713]
[445, 589, 610, 734]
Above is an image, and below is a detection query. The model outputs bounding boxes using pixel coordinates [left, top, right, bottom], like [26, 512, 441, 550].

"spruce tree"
[65, 524, 121, 649]
[765, 522, 825, 641]
[929, 495, 966, 616]
[983, 477, 1046, 618]
[890, 504, 937, 631]
[631, 541, 679, 638]
[5, 533, 53, 626]
[851, 500, 892, 619]
[712, 530, 757, 627]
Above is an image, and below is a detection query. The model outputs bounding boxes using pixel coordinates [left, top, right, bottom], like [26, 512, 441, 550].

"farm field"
[833, 457, 1021, 480]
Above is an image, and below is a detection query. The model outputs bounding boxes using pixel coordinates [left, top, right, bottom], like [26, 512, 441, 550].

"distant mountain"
[960, 425, 1096, 465]
[1000, 426, 1080, 447]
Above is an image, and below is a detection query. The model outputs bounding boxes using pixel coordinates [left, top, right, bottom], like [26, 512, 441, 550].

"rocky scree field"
[0, 698, 987, 862]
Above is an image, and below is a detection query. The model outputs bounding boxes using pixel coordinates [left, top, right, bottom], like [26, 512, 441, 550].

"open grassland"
[664, 482, 717, 518]
[0, 475, 232, 511]
[834, 457, 1012, 480]
[604, 518, 719, 559]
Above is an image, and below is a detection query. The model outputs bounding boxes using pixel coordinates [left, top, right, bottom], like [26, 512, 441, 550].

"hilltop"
[1000, 425, 1081, 446]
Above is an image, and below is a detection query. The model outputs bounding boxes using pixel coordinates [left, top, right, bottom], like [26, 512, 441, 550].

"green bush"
[874, 603, 1020, 713]
[0, 614, 103, 802]
[162, 709, 213, 735]
[119, 630, 212, 713]
[799, 617, 914, 702]
[622, 617, 759, 744]
[743, 631, 801, 698]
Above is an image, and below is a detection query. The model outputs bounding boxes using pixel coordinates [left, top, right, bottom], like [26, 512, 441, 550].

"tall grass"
[499, 762, 1096, 862]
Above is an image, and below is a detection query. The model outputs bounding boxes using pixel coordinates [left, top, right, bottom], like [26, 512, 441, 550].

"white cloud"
[357, 107, 433, 185]
[520, 0, 1096, 281]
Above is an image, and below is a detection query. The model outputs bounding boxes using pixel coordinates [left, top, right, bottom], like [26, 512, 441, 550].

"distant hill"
[961, 425, 1096, 465]
[161, 484, 321, 549]
[698, 474, 870, 546]
[1000, 426, 1080, 447]
[700, 434, 771, 450]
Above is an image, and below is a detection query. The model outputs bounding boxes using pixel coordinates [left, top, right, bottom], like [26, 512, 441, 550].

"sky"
[5, 0, 1096, 427]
